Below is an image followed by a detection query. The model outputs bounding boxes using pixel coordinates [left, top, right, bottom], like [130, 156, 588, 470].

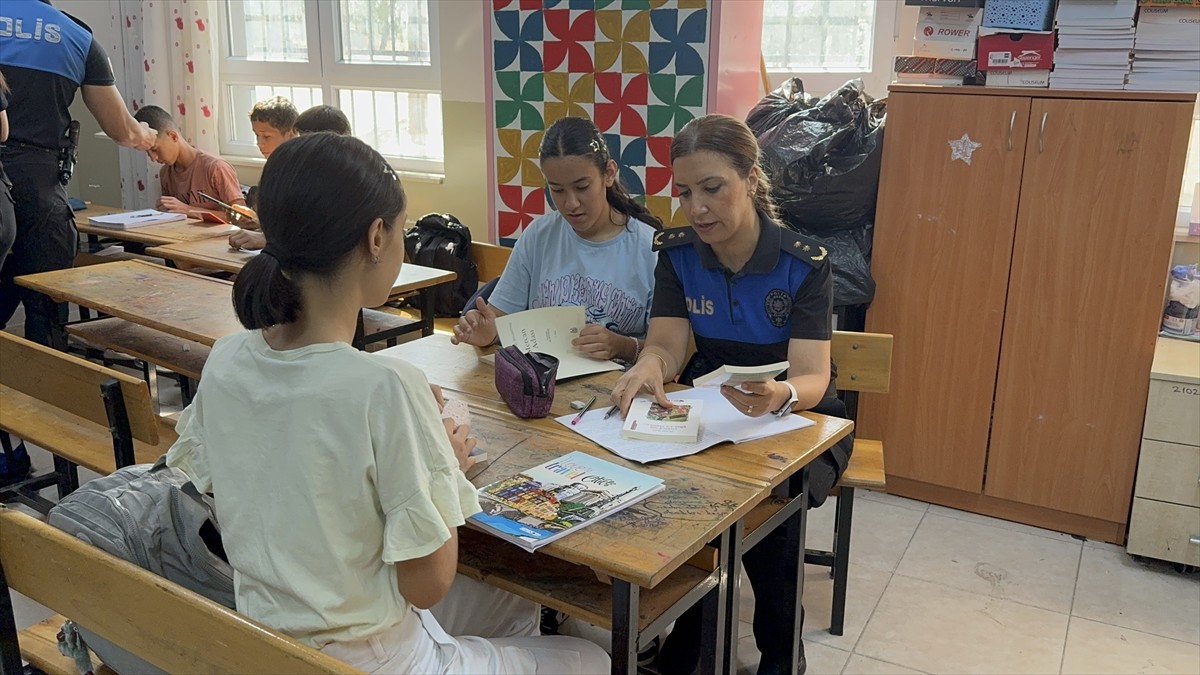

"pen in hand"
[602, 404, 620, 420]
[572, 396, 597, 425]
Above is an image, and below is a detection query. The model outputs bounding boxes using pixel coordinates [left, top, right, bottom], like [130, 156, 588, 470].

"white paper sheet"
[494, 306, 623, 380]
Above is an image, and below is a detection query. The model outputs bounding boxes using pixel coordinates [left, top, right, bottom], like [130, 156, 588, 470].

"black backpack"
[403, 213, 480, 317]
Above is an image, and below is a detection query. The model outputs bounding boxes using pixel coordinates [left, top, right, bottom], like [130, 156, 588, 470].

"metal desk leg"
[418, 289, 435, 336]
[714, 522, 743, 675]
[612, 579, 640, 675]
[784, 467, 811, 675]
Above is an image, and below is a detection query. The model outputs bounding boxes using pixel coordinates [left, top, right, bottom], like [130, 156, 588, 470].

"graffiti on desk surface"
[605, 486, 739, 530]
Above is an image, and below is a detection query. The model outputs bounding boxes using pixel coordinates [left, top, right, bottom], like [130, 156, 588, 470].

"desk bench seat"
[457, 528, 710, 646]
[17, 616, 114, 675]
[0, 386, 176, 477]
[66, 318, 210, 382]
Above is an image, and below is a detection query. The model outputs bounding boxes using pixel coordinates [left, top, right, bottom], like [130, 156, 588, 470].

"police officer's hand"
[611, 358, 672, 417]
[229, 229, 266, 251]
[158, 196, 190, 215]
[720, 380, 783, 418]
[572, 324, 627, 361]
[133, 122, 157, 151]
[451, 297, 499, 347]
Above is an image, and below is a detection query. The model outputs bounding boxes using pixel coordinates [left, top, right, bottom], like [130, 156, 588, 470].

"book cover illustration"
[470, 450, 663, 551]
[621, 398, 703, 443]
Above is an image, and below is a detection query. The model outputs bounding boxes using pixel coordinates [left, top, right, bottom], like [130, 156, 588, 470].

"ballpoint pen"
[602, 404, 620, 420]
[571, 396, 597, 425]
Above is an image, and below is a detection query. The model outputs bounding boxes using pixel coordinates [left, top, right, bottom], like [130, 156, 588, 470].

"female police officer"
[611, 114, 853, 675]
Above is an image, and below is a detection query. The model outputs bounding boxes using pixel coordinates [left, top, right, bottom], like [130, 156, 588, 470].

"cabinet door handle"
[1008, 111, 1017, 151]
[1190, 535, 1200, 546]
[1038, 112, 1048, 153]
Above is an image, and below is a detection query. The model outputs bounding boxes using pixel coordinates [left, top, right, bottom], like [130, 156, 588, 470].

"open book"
[692, 361, 789, 389]
[556, 387, 815, 463]
[89, 210, 187, 229]
[469, 451, 664, 551]
[622, 399, 703, 443]
[492, 306, 624, 380]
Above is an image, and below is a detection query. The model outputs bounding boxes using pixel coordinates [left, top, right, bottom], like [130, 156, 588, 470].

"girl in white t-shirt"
[452, 116, 661, 362]
[165, 133, 609, 674]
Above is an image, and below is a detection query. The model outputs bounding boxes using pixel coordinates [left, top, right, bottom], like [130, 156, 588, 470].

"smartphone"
[198, 211, 230, 224]
[197, 192, 255, 223]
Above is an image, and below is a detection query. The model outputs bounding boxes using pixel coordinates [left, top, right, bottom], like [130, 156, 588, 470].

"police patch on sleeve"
[652, 227, 696, 251]
[765, 288, 792, 328]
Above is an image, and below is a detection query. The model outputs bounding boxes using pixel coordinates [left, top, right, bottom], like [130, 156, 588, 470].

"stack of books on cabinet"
[1127, 2, 1200, 91]
[1050, 0, 1137, 89]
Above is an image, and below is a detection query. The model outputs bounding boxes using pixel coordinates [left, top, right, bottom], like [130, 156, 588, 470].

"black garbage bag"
[751, 78, 886, 235]
[784, 217, 876, 307]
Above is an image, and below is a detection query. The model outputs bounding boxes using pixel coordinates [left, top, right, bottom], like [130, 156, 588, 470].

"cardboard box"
[894, 56, 982, 84]
[984, 69, 1051, 87]
[977, 30, 1055, 71]
[914, 7, 983, 58]
[982, 0, 1055, 31]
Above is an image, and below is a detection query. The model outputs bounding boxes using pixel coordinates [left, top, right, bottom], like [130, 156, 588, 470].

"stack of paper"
[1050, 0, 1138, 89]
[88, 209, 186, 229]
[1126, 6, 1200, 92]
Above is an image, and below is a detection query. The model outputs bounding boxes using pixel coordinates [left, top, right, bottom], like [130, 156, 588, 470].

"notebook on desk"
[89, 209, 187, 229]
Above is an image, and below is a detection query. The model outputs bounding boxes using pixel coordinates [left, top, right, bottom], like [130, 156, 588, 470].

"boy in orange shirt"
[133, 105, 245, 220]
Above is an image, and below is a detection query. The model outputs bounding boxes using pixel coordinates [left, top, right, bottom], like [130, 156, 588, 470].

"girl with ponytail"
[451, 116, 660, 363]
[167, 133, 609, 674]
[611, 114, 850, 675]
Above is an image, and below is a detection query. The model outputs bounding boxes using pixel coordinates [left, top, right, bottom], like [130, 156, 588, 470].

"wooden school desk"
[75, 204, 237, 247]
[144, 240, 457, 338]
[15, 260, 453, 348]
[380, 335, 854, 674]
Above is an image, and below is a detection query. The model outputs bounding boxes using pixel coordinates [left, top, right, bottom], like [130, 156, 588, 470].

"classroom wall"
[59, 0, 918, 243]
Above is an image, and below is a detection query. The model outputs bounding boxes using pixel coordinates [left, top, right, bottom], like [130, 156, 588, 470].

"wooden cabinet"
[860, 85, 1196, 543]
[1127, 338, 1200, 566]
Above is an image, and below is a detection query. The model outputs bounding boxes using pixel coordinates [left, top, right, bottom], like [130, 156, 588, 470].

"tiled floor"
[5, 312, 1200, 674]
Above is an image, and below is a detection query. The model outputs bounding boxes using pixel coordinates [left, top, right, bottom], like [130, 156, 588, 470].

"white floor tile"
[842, 653, 928, 675]
[733, 634, 849, 675]
[858, 489, 930, 513]
[1061, 617, 1200, 674]
[802, 564, 893, 653]
[1073, 545, 1200, 645]
[895, 512, 1082, 613]
[824, 496, 926, 575]
[926, 503, 1081, 543]
[856, 575, 1069, 674]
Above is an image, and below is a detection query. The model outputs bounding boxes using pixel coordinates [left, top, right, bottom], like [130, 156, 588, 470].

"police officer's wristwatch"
[772, 381, 800, 417]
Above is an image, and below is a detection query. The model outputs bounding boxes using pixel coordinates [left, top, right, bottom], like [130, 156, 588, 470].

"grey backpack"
[46, 458, 234, 674]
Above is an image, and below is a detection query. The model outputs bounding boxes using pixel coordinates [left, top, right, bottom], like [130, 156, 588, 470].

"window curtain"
[117, 0, 221, 208]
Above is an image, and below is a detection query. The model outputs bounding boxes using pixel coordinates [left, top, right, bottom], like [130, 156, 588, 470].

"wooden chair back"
[830, 331, 893, 395]
[0, 508, 355, 675]
[0, 332, 159, 445]
[471, 241, 512, 282]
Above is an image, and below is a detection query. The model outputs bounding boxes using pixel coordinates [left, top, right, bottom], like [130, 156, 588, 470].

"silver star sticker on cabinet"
[948, 133, 982, 165]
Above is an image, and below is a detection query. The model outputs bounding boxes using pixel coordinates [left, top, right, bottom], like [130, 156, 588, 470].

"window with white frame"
[761, 0, 896, 97]
[1181, 105, 1200, 212]
[218, 0, 443, 174]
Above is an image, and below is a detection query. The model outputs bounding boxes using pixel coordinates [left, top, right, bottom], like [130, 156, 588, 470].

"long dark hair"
[670, 114, 778, 220]
[539, 117, 663, 231]
[232, 133, 406, 329]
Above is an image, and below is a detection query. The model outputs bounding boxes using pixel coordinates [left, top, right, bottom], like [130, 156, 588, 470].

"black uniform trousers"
[656, 394, 853, 674]
[0, 145, 76, 348]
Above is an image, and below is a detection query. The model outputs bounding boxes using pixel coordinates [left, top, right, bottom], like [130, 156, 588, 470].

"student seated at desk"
[228, 104, 352, 252]
[611, 115, 854, 675]
[451, 116, 661, 362]
[165, 132, 609, 675]
[133, 105, 245, 222]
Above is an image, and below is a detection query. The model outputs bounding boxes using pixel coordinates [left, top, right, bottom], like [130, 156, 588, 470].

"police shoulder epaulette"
[779, 228, 830, 266]
[652, 227, 697, 251]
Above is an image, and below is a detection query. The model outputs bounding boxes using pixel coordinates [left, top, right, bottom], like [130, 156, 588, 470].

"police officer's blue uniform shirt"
[0, 0, 115, 149]
[651, 212, 833, 374]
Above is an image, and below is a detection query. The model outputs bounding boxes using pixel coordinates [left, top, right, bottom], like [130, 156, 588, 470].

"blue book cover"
[469, 450, 664, 552]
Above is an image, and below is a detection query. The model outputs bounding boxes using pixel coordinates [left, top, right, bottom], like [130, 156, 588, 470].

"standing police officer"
[0, 0, 155, 348]
[0, 0, 154, 485]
